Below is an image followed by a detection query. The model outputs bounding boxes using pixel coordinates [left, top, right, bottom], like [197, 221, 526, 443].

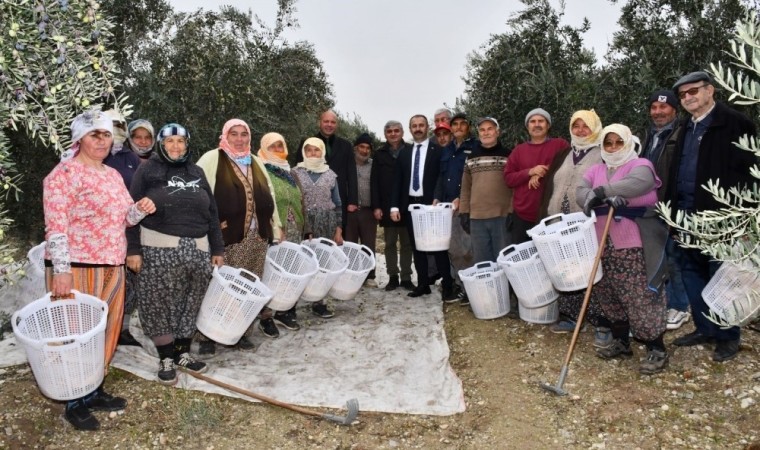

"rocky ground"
[1, 299, 759, 450]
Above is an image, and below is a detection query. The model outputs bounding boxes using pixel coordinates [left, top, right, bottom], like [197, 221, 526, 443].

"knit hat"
[672, 71, 712, 92]
[525, 108, 551, 127]
[648, 90, 679, 110]
[353, 132, 373, 147]
[156, 123, 190, 165]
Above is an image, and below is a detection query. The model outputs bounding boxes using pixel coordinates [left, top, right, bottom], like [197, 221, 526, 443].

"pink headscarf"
[218, 118, 251, 160]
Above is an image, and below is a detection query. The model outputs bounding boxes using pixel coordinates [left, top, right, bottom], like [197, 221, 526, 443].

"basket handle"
[475, 261, 493, 270]
[500, 245, 516, 257]
[436, 202, 453, 209]
[408, 204, 424, 211]
[539, 212, 566, 228]
[237, 268, 260, 283]
[359, 244, 374, 258]
[317, 237, 335, 247]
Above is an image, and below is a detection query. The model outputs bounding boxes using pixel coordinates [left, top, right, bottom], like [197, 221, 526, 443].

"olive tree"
[658, 12, 760, 327]
[0, 0, 126, 280]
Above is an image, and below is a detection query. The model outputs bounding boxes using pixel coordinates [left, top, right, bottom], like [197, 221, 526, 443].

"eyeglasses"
[602, 139, 625, 149]
[678, 84, 709, 99]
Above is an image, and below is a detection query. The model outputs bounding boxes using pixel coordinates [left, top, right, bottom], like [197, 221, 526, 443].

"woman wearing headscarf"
[103, 116, 156, 347]
[257, 132, 310, 332]
[292, 137, 344, 319]
[538, 110, 612, 344]
[195, 119, 282, 351]
[43, 109, 156, 431]
[576, 124, 668, 374]
[126, 123, 225, 386]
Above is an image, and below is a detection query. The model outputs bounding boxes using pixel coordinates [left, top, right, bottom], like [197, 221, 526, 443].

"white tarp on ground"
[0, 256, 465, 415]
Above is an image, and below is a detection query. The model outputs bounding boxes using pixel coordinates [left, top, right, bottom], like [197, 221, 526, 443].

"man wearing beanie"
[504, 108, 569, 243]
[346, 132, 378, 287]
[666, 71, 757, 362]
[641, 90, 691, 332]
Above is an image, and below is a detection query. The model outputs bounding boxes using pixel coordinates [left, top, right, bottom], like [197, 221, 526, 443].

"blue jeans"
[665, 236, 690, 312]
[471, 215, 511, 263]
[670, 243, 740, 341]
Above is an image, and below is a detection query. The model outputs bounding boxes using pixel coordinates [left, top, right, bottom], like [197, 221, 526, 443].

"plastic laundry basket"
[497, 242, 559, 308]
[328, 242, 376, 300]
[300, 238, 349, 302]
[702, 259, 760, 326]
[408, 203, 453, 251]
[518, 301, 559, 325]
[527, 211, 602, 292]
[12, 291, 107, 401]
[196, 266, 273, 345]
[458, 261, 510, 320]
[262, 242, 319, 311]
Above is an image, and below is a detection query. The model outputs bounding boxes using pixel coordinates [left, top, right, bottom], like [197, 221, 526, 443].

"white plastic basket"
[408, 203, 453, 251]
[300, 238, 349, 302]
[196, 266, 273, 345]
[261, 242, 319, 311]
[328, 242, 376, 300]
[527, 211, 602, 292]
[518, 301, 559, 324]
[26, 241, 46, 278]
[702, 259, 760, 326]
[497, 242, 559, 308]
[458, 261, 510, 320]
[11, 291, 107, 401]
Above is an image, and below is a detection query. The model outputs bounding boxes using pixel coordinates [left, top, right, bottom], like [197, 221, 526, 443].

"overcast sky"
[170, 0, 622, 137]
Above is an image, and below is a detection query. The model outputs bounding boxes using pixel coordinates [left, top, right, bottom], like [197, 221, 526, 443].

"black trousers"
[403, 210, 453, 290]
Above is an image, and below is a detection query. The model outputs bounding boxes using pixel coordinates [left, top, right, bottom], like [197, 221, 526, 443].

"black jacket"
[642, 120, 683, 202]
[371, 141, 411, 227]
[391, 141, 443, 213]
[664, 101, 757, 219]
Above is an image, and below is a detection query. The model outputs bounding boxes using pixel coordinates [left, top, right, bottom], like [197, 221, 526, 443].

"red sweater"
[504, 138, 569, 223]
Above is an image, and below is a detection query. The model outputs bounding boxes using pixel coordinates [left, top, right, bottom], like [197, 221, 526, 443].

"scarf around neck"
[219, 118, 252, 165]
[600, 124, 640, 169]
[258, 132, 291, 171]
[296, 137, 330, 173]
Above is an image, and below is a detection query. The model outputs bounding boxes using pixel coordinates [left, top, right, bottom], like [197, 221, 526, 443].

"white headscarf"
[296, 137, 330, 173]
[600, 124, 640, 169]
[64, 109, 113, 161]
[127, 119, 155, 156]
[103, 109, 127, 154]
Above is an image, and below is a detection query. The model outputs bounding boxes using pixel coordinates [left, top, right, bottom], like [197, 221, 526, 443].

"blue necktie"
[412, 144, 421, 191]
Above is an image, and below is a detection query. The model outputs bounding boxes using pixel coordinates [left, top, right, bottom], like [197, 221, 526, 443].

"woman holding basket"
[43, 109, 156, 431]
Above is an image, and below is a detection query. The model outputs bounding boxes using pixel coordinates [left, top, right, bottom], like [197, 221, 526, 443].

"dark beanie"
[648, 90, 679, 110]
[353, 132, 372, 147]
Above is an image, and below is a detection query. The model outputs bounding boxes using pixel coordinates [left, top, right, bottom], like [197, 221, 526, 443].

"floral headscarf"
[218, 118, 251, 165]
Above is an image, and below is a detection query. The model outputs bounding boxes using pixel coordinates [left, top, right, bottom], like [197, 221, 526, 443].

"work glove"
[604, 196, 628, 209]
[583, 196, 603, 217]
[460, 213, 471, 234]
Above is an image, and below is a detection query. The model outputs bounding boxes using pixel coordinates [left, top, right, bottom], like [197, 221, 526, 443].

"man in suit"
[296, 109, 358, 229]
[390, 114, 455, 300]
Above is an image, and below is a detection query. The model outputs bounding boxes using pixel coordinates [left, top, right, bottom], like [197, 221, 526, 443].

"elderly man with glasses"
[664, 71, 757, 362]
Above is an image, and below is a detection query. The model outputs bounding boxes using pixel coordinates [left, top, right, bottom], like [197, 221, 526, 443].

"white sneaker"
[364, 278, 378, 288]
[666, 309, 690, 330]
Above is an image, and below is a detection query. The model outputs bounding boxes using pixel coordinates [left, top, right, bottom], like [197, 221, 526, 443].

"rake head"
[322, 398, 359, 425]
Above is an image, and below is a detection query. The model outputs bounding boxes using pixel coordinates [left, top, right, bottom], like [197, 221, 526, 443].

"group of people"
[40, 69, 755, 431]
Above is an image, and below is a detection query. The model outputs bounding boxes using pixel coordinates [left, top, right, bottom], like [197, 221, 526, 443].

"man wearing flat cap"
[346, 132, 378, 287]
[504, 108, 569, 243]
[665, 71, 757, 362]
[641, 90, 691, 333]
